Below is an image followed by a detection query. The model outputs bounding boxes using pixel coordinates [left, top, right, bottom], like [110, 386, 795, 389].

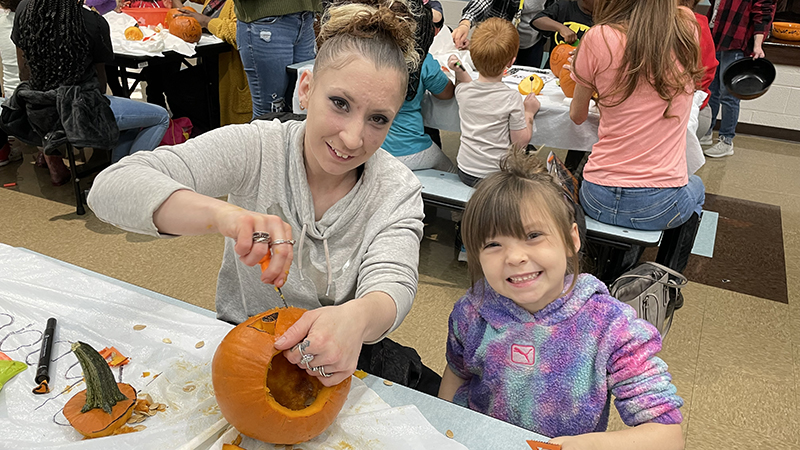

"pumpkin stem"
[71, 342, 129, 414]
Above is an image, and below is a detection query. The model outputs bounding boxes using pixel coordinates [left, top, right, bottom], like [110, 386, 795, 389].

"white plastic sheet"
[0, 244, 232, 449]
[209, 378, 468, 450]
[105, 10, 222, 57]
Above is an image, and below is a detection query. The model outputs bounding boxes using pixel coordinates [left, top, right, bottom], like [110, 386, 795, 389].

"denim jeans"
[237, 12, 316, 117]
[708, 50, 745, 142]
[580, 176, 705, 231]
[107, 95, 170, 163]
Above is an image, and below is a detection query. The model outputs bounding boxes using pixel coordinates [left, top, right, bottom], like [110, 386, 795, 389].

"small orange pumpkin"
[549, 43, 574, 78]
[124, 24, 144, 41]
[169, 15, 202, 43]
[559, 69, 577, 98]
[212, 307, 351, 445]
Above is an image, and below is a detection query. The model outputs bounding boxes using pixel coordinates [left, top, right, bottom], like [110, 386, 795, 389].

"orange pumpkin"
[169, 15, 202, 43]
[559, 69, 577, 98]
[165, 6, 196, 28]
[62, 342, 137, 438]
[212, 307, 351, 445]
[549, 43, 574, 78]
[124, 24, 144, 41]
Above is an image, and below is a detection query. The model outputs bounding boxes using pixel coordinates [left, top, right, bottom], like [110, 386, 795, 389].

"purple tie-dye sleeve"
[445, 298, 472, 380]
[607, 317, 684, 426]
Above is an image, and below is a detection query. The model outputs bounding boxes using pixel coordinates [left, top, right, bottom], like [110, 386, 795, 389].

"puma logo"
[511, 344, 535, 365]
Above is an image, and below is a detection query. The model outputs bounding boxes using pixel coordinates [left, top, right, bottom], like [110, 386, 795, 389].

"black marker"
[32, 317, 56, 394]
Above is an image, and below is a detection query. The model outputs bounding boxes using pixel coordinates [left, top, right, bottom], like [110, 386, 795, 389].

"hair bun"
[320, 0, 420, 72]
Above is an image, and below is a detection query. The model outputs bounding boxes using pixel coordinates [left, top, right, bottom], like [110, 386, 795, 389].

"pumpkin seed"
[163, 338, 172, 344]
[183, 384, 196, 392]
[132, 425, 147, 432]
[383, 380, 393, 386]
[143, 393, 153, 404]
[446, 430, 454, 439]
[195, 341, 205, 349]
[157, 403, 166, 411]
[133, 325, 146, 331]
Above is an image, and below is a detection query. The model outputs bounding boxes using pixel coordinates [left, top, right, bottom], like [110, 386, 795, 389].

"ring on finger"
[271, 239, 296, 246]
[312, 365, 332, 378]
[300, 353, 315, 370]
[252, 231, 271, 244]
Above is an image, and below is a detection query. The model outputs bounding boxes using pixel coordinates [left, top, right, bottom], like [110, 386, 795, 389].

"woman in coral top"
[569, 0, 705, 275]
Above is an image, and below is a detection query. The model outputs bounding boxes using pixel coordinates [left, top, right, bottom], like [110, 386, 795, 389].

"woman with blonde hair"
[570, 0, 706, 278]
[89, 0, 436, 390]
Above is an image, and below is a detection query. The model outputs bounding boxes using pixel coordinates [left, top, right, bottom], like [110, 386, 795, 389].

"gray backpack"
[609, 262, 687, 339]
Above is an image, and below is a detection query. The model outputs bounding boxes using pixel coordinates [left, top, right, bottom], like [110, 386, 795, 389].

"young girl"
[438, 150, 684, 449]
[568, 0, 705, 276]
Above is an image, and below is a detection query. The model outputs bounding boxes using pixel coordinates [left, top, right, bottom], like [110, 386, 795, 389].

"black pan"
[722, 57, 776, 100]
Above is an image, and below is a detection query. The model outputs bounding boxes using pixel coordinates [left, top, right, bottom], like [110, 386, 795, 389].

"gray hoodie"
[88, 120, 424, 338]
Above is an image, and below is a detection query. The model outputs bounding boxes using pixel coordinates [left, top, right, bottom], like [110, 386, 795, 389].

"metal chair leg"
[64, 142, 85, 215]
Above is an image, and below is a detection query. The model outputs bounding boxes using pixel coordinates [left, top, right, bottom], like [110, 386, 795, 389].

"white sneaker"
[703, 138, 734, 158]
[699, 131, 713, 146]
[457, 246, 468, 262]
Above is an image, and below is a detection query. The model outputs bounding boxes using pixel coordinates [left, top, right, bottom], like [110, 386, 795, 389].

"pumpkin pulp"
[266, 352, 321, 410]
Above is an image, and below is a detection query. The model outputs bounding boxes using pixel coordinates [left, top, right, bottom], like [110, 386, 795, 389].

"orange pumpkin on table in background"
[169, 15, 202, 43]
[165, 6, 197, 28]
[549, 43, 574, 78]
[212, 307, 351, 445]
[559, 69, 577, 98]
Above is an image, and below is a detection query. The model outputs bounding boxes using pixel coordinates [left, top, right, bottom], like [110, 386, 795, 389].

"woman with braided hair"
[10, 0, 169, 185]
[89, 0, 441, 392]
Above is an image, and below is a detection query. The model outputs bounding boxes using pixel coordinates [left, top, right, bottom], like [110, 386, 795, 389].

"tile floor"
[1, 125, 798, 449]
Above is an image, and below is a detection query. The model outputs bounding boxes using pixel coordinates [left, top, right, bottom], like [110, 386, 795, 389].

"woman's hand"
[274, 304, 366, 386]
[176, 8, 211, 28]
[213, 204, 294, 286]
[452, 20, 471, 49]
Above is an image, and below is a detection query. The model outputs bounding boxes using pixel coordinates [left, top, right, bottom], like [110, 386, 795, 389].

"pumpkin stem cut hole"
[266, 352, 321, 411]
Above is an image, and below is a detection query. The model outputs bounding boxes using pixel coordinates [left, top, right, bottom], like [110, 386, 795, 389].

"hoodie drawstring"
[298, 223, 308, 281]
[323, 238, 333, 297]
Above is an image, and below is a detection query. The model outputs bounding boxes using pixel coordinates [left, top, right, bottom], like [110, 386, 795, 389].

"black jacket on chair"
[0, 81, 119, 155]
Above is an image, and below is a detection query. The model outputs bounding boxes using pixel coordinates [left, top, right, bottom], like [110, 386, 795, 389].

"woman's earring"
[299, 101, 306, 111]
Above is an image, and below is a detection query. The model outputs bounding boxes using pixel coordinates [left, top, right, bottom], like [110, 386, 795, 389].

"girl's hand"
[564, 49, 576, 74]
[549, 434, 598, 450]
[447, 54, 462, 72]
[274, 304, 365, 386]
[213, 204, 294, 286]
[452, 21, 470, 49]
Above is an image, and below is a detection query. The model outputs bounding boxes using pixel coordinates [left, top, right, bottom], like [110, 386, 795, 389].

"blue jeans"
[237, 12, 316, 117]
[708, 50, 745, 142]
[580, 176, 705, 231]
[107, 96, 169, 163]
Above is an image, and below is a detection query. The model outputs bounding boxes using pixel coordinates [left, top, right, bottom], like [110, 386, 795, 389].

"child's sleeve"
[445, 298, 473, 380]
[606, 317, 684, 427]
[422, 54, 450, 96]
[530, 0, 569, 36]
[571, 26, 605, 89]
[508, 93, 527, 132]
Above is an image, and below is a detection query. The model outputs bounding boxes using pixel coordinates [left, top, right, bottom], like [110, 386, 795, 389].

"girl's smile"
[479, 218, 580, 314]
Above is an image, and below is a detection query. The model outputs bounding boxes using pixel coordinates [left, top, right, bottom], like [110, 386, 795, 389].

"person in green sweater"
[235, 0, 321, 117]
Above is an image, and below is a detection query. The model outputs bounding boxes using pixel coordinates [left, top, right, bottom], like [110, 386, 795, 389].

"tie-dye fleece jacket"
[446, 273, 683, 437]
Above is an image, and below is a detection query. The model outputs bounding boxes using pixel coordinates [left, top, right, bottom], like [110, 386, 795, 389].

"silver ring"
[252, 232, 271, 244]
[271, 239, 296, 246]
[300, 353, 314, 370]
[313, 365, 332, 378]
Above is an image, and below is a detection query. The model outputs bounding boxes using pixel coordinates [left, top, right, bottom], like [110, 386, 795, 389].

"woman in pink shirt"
[568, 0, 705, 274]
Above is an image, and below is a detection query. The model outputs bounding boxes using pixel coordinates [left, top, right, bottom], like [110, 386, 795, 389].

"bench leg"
[64, 143, 85, 216]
